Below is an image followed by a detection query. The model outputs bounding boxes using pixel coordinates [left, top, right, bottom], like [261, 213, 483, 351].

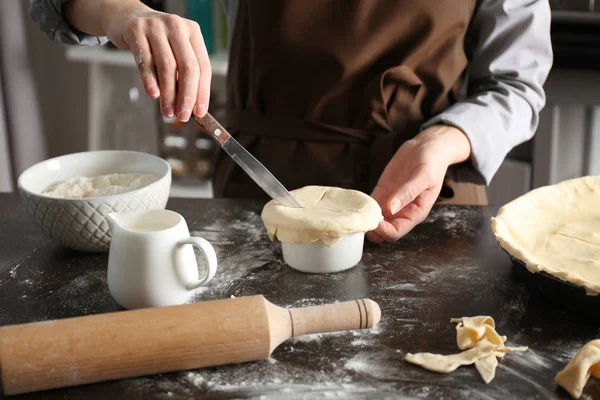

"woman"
[30, 0, 552, 243]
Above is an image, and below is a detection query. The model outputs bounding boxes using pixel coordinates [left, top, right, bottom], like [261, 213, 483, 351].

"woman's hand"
[367, 125, 472, 243]
[65, 0, 211, 121]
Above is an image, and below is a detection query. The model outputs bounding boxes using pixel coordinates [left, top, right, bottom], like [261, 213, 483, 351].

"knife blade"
[192, 113, 303, 208]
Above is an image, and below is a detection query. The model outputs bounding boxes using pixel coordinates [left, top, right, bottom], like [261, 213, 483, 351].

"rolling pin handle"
[287, 298, 381, 338]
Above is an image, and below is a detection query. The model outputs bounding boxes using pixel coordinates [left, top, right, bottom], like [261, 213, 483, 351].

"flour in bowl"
[42, 173, 159, 199]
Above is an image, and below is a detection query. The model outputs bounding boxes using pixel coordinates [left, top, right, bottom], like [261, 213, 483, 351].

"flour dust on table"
[129, 323, 390, 397]
[423, 207, 479, 236]
[147, 325, 424, 399]
[0, 246, 115, 325]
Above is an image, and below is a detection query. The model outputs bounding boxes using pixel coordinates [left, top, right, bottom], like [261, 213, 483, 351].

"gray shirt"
[29, 0, 553, 185]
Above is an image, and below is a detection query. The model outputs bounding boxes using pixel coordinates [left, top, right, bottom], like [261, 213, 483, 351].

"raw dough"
[42, 173, 158, 199]
[475, 353, 499, 384]
[491, 176, 600, 295]
[405, 316, 527, 384]
[451, 316, 505, 349]
[261, 186, 383, 247]
[405, 340, 497, 374]
[555, 340, 600, 399]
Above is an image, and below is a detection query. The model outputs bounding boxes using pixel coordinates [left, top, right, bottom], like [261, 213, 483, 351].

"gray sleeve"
[219, 0, 238, 48]
[422, 0, 553, 185]
[29, 0, 108, 46]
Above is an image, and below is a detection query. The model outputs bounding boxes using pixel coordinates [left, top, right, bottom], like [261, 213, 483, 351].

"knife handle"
[192, 113, 231, 146]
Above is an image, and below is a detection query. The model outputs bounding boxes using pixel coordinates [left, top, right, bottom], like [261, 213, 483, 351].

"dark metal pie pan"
[506, 251, 600, 319]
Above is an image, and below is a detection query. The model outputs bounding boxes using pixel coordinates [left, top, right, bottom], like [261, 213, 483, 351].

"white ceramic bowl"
[281, 232, 365, 273]
[18, 150, 171, 252]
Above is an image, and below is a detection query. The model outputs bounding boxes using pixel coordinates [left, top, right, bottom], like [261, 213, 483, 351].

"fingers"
[148, 32, 177, 118]
[366, 225, 385, 244]
[368, 217, 418, 244]
[369, 190, 437, 242]
[386, 203, 427, 239]
[371, 185, 393, 218]
[386, 169, 432, 216]
[189, 22, 211, 118]
[165, 16, 200, 122]
[129, 37, 160, 99]
[123, 20, 159, 99]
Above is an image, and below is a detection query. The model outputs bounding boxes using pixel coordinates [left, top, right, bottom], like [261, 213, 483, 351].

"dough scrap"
[451, 316, 505, 350]
[261, 186, 383, 247]
[405, 316, 527, 384]
[406, 340, 498, 374]
[475, 353, 499, 384]
[555, 340, 600, 399]
[491, 176, 600, 295]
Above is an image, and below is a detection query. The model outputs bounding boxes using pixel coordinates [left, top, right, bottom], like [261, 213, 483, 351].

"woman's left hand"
[367, 125, 472, 243]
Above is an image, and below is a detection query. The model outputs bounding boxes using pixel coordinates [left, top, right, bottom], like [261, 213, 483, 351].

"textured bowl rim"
[17, 150, 171, 201]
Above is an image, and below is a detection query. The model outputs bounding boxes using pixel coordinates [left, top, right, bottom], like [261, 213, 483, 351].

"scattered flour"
[46, 269, 113, 315]
[180, 358, 380, 395]
[41, 173, 158, 199]
[350, 338, 371, 347]
[8, 263, 20, 278]
[344, 351, 400, 380]
[0, 247, 41, 287]
[424, 207, 477, 234]
[386, 283, 419, 291]
[287, 324, 381, 346]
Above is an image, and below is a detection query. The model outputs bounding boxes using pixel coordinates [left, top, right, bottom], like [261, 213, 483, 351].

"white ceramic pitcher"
[106, 209, 217, 309]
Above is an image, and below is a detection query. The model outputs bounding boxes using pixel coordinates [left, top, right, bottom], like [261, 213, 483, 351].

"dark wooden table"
[0, 194, 598, 399]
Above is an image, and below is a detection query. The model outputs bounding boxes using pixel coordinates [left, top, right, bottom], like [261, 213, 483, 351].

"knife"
[192, 113, 303, 208]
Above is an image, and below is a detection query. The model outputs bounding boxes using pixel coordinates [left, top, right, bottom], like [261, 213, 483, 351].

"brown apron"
[213, 0, 487, 205]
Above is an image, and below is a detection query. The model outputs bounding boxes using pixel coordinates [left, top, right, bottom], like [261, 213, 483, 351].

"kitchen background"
[2, 0, 600, 204]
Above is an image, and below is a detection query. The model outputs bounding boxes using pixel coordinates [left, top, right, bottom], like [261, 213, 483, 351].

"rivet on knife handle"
[191, 112, 303, 208]
[192, 114, 231, 146]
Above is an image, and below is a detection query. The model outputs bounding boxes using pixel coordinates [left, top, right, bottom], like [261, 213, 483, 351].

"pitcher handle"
[177, 237, 218, 290]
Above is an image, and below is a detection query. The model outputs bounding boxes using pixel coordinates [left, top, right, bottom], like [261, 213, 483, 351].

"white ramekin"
[280, 232, 365, 273]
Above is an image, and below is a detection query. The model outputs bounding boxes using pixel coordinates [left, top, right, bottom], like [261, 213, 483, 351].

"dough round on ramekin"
[491, 176, 600, 295]
[261, 186, 383, 247]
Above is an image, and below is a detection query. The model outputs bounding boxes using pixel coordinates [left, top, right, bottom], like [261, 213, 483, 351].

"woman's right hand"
[75, 0, 212, 122]
[367, 125, 471, 243]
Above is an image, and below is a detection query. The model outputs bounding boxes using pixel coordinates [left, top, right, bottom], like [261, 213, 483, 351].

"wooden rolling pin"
[0, 295, 380, 395]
